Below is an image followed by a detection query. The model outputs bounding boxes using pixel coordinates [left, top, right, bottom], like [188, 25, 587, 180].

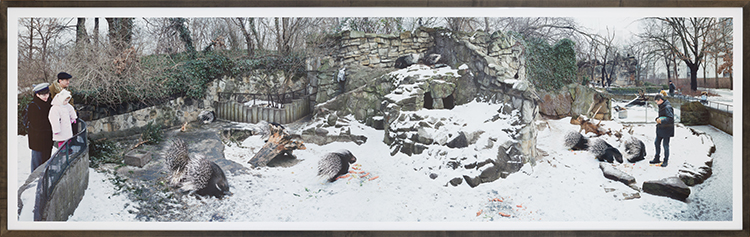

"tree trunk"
[250, 18, 263, 51]
[248, 123, 306, 167]
[94, 18, 99, 45]
[729, 73, 733, 90]
[106, 18, 134, 52]
[76, 18, 88, 44]
[237, 18, 254, 57]
[688, 63, 699, 91]
[664, 57, 671, 83]
[714, 56, 719, 88]
[28, 19, 33, 61]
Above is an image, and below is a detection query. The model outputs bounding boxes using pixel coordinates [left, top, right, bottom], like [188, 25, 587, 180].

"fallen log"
[248, 123, 306, 167]
[571, 115, 608, 136]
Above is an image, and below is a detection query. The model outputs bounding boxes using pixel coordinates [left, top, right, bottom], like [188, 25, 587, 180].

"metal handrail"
[34, 118, 88, 221]
[669, 94, 733, 114]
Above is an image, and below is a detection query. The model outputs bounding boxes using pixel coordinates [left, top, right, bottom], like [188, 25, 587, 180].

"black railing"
[218, 88, 309, 107]
[34, 118, 88, 221]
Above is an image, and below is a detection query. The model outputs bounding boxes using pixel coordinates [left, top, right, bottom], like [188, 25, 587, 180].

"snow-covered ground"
[699, 87, 733, 106]
[10, 99, 738, 230]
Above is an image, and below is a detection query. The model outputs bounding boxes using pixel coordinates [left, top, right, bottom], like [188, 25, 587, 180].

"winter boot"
[649, 157, 661, 164]
[661, 159, 668, 167]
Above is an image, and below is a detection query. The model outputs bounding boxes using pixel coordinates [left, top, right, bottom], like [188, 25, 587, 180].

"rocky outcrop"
[299, 114, 368, 146]
[680, 101, 710, 125]
[678, 162, 713, 186]
[538, 84, 612, 120]
[307, 28, 539, 188]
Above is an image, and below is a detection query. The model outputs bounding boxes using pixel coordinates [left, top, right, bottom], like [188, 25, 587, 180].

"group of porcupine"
[563, 130, 647, 163]
[163, 138, 357, 199]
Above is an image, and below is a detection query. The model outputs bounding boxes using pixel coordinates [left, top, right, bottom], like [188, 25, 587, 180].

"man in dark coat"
[668, 81, 676, 97]
[27, 83, 54, 171]
[649, 94, 675, 167]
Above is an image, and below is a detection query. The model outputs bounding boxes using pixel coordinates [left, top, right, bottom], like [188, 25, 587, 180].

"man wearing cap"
[50, 72, 78, 133]
[50, 72, 74, 105]
[649, 94, 675, 167]
[27, 83, 54, 171]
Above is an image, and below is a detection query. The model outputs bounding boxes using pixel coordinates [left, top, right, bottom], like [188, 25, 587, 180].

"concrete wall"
[707, 107, 733, 135]
[41, 152, 89, 221]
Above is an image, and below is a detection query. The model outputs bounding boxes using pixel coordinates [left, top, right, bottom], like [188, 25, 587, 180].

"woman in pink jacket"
[48, 89, 77, 148]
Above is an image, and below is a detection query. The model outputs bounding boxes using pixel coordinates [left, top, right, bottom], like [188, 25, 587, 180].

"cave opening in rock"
[423, 92, 434, 109]
[443, 94, 455, 109]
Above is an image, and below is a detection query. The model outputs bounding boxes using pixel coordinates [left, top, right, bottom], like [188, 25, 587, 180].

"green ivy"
[141, 121, 164, 145]
[524, 37, 577, 91]
[230, 52, 306, 80]
[17, 94, 33, 135]
[89, 138, 122, 168]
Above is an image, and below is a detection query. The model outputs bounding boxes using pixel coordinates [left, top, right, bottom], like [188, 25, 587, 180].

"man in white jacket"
[48, 89, 78, 148]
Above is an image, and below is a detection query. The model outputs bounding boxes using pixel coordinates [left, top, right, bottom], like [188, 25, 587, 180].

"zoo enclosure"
[34, 119, 89, 221]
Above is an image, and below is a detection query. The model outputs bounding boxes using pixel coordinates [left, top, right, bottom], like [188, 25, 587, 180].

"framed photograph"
[4, 2, 744, 236]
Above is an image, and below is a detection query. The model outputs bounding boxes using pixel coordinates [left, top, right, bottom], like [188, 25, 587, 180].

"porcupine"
[318, 149, 357, 182]
[179, 154, 231, 199]
[563, 130, 589, 150]
[164, 138, 190, 187]
[588, 138, 623, 163]
[623, 136, 647, 163]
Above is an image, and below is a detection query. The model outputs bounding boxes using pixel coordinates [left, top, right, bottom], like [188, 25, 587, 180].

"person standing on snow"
[668, 80, 676, 97]
[48, 89, 78, 150]
[27, 83, 54, 171]
[649, 94, 674, 167]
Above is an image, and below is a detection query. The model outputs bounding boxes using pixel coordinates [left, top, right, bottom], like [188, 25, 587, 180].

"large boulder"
[599, 163, 639, 191]
[680, 101, 710, 125]
[642, 176, 691, 201]
[446, 132, 469, 148]
[538, 90, 573, 118]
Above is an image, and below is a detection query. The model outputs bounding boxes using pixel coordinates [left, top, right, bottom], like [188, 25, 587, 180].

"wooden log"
[248, 123, 306, 167]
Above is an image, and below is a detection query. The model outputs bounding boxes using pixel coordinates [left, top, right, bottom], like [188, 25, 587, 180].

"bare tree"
[643, 17, 718, 91]
[444, 17, 479, 32]
[17, 18, 72, 85]
[714, 18, 733, 89]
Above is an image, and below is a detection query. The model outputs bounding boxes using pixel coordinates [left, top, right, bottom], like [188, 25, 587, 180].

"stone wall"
[86, 81, 219, 138]
[42, 152, 89, 221]
[307, 29, 434, 104]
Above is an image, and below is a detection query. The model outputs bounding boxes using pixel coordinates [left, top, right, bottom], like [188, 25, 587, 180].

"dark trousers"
[654, 135, 670, 161]
[31, 148, 51, 172]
